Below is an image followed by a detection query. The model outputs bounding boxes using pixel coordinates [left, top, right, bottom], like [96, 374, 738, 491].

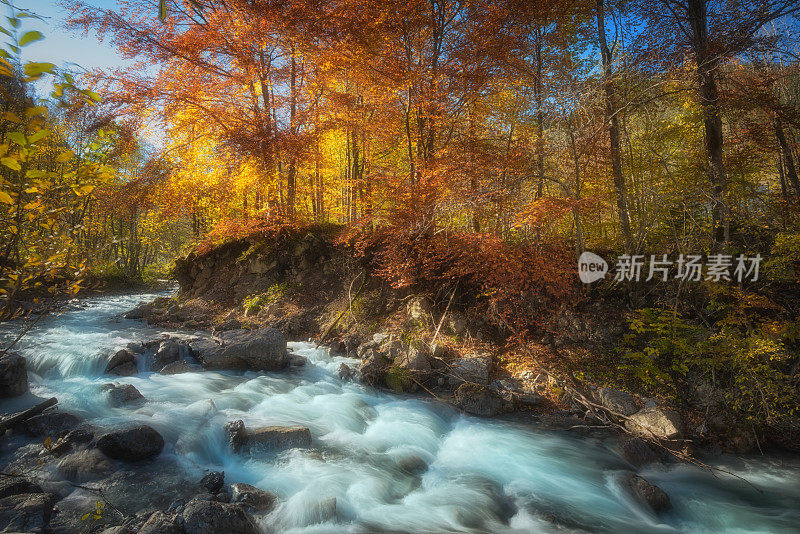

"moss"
[385, 365, 413, 393]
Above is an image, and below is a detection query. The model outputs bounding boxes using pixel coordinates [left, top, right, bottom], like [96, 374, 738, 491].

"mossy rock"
[385, 365, 414, 392]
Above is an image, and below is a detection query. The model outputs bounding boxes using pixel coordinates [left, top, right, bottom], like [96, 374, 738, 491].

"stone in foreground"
[246, 426, 312, 452]
[96, 425, 165, 461]
[0, 352, 27, 398]
[625, 407, 682, 439]
[195, 329, 288, 372]
[624, 473, 671, 513]
[181, 499, 259, 534]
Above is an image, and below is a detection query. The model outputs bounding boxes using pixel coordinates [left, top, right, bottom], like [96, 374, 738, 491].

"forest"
[0, 1, 799, 532]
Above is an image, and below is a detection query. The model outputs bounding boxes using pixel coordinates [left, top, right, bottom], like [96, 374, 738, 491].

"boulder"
[597, 388, 638, 416]
[224, 420, 246, 453]
[230, 483, 277, 512]
[103, 383, 145, 407]
[246, 426, 312, 452]
[0, 352, 27, 398]
[337, 363, 355, 381]
[200, 471, 225, 494]
[181, 499, 259, 534]
[0, 492, 57, 532]
[289, 354, 307, 367]
[159, 360, 193, 374]
[22, 411, 81, 438]
[196, 329, 288, 372]
[139, 511, 180, 534]
[358, 349, 390, 385]
[0, 478, 42, 500]
[154, 340, 180, 370]
[101, 526, 134, 534]
[106, 349, 136, 374]
[625, 407, 682, 439]
[356, 341, 379, 359]
[57, 449, 116, 482]
[619, 437, 659, 467]
[96, 425, 165, 461]
[454, 383, 510, 417]
[123, 302, 153, 320]
[109, 361, 138, 377]
[328, 340, 346, 355]
[449, 353, 491, 385]
[624, 473, 671, 513]
[393, 346, 431, 373]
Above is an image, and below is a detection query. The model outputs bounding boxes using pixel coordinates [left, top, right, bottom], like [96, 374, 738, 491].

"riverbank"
[1, 292, 799, 533]
[160, 225, 799, 457]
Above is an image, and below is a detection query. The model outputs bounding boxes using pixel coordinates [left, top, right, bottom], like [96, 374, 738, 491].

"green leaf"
[27, 129, 49, 144]
[23, 62, 55, 80]
[1, 157, 21, 171]
[159, 0, 167, 21]
[6, 132, 26, 146]
[0, 190, 12, 204]
[7, 17, 20, 29]
[19, 31, 44, 47]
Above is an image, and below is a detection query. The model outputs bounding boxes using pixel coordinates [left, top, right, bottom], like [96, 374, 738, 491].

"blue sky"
[12, 0, 130, 74]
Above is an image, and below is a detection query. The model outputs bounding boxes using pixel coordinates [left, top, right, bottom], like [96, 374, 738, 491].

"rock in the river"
[289, 354, 307, 367]
[449, 353, 491, 385]
[181, 499, 259, 534]
[139, 511, 180, 534]
[338, 363, 355, 381]
[0, 478, 43, 500]
[619, 437, 659, 467]
[625, 407, 682, 439]
[224, 420, 247, 453]
[154, 340, 180, 370]
[57, 449, 116, 482]
[106, 348, 135, 370]
[230, 483, 277, 512]
[624, 473, 671, 513]
[0, 492, 57, 532]
[159, 360, 193, 374]
[0, 352, 27, 398]
[22, 411, 81, 438]
[597, 388, 638, 416]
[454, 383, 510, 417]
[246, 426, 312, 452]
[102, 383, 145, 407]
[196, 329, 288, 371]
[96, 425, 165, 461]
[200, 471, 225, 494]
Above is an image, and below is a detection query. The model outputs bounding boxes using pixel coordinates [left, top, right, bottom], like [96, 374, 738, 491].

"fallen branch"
[0, 397, 58, 434]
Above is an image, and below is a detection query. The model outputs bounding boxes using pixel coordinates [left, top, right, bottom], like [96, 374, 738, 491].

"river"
[1, 292, 799, 533]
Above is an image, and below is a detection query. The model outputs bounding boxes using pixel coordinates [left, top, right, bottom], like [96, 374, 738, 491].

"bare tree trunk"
[775, 118, 800, 196]
[688, 0, 729, 248]
[287, 48, 298, 219]
[596, 0, 633, 250]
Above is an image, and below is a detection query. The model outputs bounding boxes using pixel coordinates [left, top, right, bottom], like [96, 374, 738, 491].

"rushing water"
[1, 293, 799, 533]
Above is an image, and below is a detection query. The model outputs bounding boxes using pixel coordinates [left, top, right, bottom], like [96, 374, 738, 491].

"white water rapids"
[1, 292, 799, 533]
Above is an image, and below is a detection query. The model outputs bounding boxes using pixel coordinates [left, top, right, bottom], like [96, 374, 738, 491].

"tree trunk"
[688, 0, 729, 248]
[596, 0, 633, 250]
[775, 118, 800, 196]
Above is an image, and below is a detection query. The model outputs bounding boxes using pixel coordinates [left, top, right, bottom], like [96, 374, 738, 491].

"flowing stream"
[1, 292, 799, 533]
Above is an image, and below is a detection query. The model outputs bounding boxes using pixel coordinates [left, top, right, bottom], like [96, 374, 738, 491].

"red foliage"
[198, 215, 302, 254]
[343, 227, 577, 331]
